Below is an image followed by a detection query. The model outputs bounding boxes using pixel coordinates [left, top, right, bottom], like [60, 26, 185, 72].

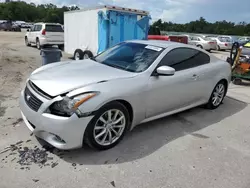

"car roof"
[127, 40, 191, 49]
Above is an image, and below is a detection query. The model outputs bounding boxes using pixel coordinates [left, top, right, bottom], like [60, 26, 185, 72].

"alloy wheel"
[93, 109, 126, 146]
[212, 83, 225, 106]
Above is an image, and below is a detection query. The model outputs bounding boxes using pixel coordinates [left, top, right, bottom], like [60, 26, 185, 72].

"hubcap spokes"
[212, 84, 225, 106]
[94, 109, 126, 146]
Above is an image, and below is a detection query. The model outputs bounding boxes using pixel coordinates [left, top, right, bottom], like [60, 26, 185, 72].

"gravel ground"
[1, 31, 250, 188]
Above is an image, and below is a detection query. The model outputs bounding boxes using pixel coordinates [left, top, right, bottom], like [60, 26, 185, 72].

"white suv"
[25, 23, 64, 49]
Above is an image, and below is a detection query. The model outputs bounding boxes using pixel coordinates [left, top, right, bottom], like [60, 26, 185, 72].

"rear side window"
[159, 47, 210, 71]
[36, 25, 42, 31]
[45, 24, 63, 32]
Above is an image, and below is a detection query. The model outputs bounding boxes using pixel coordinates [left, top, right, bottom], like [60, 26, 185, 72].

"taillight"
[208, 42, 214, 44]
[41, 29, 46, 35]
[225, 43, 228, 46]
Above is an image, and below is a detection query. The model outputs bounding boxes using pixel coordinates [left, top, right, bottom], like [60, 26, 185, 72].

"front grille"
[29, 80, 53, 99]
[24, 87, 43, 112]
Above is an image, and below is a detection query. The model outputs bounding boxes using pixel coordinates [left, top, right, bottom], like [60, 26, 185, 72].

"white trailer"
[64, 5, 150, 60]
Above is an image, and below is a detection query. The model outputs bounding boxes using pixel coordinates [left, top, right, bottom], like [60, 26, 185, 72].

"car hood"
[30, 60, 137, 97]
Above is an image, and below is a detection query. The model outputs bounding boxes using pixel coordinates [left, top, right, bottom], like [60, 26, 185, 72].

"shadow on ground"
[52, 97, 247, 165]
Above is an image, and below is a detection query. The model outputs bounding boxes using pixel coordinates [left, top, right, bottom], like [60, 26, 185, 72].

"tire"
[25, 37, 31, 46]
[197, 45, 203, 49]
[233, 78, 242, 85]
[36, 38, 41, 49]
[84, 101, 130, 150]
[74, 49, 84, 60]
[207, 49, 211, 53]
[216, 45, 221, 51]
[205, 81, 227, 109]
[82, 50, 93, 59]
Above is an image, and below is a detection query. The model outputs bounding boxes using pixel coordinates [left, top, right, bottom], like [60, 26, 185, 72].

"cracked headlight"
[49, 92, 98, 117]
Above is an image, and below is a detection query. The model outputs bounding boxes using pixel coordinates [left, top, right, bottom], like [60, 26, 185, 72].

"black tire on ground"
[25, 37, 31, 46]
[82, 50, 93, 59]
[84, 101, 130, 150]
[36, 38, 41, 49]
[233, 78, 242, 85]
[197, 45, 203, 49]
[207, 49, 211, 52]
[74, 49, 84, 60]
[216, 45, 221, 51]
[205, 80, 227, 109]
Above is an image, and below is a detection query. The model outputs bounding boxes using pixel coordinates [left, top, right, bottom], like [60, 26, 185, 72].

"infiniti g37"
[19, 40, 231, 150]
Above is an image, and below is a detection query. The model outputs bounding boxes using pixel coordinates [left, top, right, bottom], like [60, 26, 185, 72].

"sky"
[8, 0, 250, 23]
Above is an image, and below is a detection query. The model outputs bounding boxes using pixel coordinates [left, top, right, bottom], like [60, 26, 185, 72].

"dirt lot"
[1, 31, 250, 188]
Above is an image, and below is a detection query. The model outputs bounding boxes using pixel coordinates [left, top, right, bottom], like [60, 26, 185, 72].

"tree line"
[0, 1, 250, 36]
[153, 17, 250, 36]
[0, 1, 79, 24]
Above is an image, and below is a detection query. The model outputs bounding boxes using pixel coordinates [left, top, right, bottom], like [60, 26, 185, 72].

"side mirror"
[27, 29, 30, 32]
[156, 66, 175, 76]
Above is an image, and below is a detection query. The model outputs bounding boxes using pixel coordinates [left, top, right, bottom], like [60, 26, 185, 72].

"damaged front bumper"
[19, 85, 94, 150]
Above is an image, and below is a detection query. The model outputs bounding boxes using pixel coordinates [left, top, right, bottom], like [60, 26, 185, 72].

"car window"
[36, 25, 42, 31]
[45, 24, 64, 32]
[159, 47, 210, 71]
[31, 25, 36, 31]
[95, 42, 164, 73]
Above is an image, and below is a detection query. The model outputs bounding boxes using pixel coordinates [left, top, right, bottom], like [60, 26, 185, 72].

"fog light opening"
[53, 134, 66, 144]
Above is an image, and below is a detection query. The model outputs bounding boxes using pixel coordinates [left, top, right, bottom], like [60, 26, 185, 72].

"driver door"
[146, 47, 205, 118]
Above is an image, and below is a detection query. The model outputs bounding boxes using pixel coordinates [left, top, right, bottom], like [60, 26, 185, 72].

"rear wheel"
[36, 38, 41, 49]
[197, 45, 203, 49]
[216, 45, 221, 51]
[84, 102, 130, 150]
[206, 81, 227, 109]
[82, 50, 93, 59]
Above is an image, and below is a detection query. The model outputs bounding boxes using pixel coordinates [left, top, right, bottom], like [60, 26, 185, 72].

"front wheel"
[205, 81, 227, 109]
[25, 37, 31, 46]
[84, 102, 130, 150]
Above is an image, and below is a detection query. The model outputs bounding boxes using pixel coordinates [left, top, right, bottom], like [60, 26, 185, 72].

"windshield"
[94, 42, 164, 73]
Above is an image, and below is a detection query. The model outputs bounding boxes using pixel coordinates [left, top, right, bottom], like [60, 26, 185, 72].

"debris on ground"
[1, 141, 58, 169]
[12, 118, 23, 127]
[51, 162, 58, 168]
[17, 147, 53, 167]
[110, 181, 116, 187]
[32, 179, 39, 183]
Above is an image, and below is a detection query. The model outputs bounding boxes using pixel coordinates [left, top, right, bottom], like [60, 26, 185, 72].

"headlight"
[49, 92, 98, 117]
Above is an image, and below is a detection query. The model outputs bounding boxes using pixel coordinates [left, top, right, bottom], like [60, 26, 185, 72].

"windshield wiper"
[105, 63, 125, 71]
[90, 57, 97, 62]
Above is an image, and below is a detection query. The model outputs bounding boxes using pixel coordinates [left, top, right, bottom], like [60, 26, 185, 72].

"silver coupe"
[19, 40, 231, 150]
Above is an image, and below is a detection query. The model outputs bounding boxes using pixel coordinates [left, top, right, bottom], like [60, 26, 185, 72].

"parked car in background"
[238, 37, 250, 44]
[19, 40, 231, 150]
[220, 35, 238, 43]
[207, 36, 232, 51]
[0, 21, 21, 32]
[188, 36, 217, 52]
[25, 23, 64, 49]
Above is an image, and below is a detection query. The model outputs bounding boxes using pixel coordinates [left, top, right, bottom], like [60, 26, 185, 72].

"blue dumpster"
[40, 48, 62, 66]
